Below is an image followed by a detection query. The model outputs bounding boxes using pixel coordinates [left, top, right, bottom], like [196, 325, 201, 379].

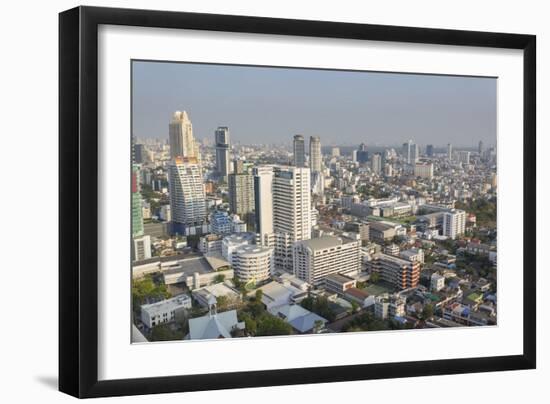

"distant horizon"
[132, 61, 497, 148]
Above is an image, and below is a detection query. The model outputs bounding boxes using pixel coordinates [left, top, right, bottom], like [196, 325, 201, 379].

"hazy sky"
[132, 60, 496, 147]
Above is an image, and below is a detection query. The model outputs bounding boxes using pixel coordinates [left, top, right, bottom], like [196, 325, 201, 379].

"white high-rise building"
[293, 235, 361, 286]
[309, 136, 322, 172]
[456, 150, 471, 165]
[414, 162, 434, 179]
[232, 245, 274, 283]
[169, 111, 200, 160]
[411, 143, 419, 163]
[371, 153, 382, 174]
[253, 166, 274, 237]
[273, 166, 311, 242]
[168, 157, 207, 233]
[215, 127, 231, 179]
[293, 134, 306, 167]
[442, 209, 466, 239]
[447, 143, 453, 161]
[271, 166, 312, 271]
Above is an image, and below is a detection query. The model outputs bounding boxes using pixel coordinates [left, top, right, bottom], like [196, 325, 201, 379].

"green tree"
[255, 289, 264, 302]
[256, 315, 293, 336]
[421, 304, 434, 320]
[370, 272, 380, 284]
[150, 324, 183, 341]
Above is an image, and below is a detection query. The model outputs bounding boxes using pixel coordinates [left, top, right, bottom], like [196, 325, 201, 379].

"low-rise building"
[268, 304, 328, 334]
[324, 273, 357, 295]
[431, 273, 445, 291]
[140, 294, 192, 328]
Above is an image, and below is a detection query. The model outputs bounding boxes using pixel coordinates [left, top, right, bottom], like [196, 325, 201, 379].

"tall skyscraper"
[132, 164, 144, 237]
[253, 166, 274, 236]
[402, 140, 412, 164]
[228, 164, 255, 228]
[293, 134, 306, 167]
[478, 140, 484, 154]
[169, 111, 200, 160]
[272, 167, 312, 271]
[447, 143, 453, 161]
[273, 167, 311, 241]
[309, 136, 322, 173]
[168, 157, 207, 234]
[411, 143, 419, 163]
[356, 143, 369, 163]
[215, 127, 231, 180]
[371, 153, 382, 174]
[426, 144, 434, 157]
[402, 140, 418, 164]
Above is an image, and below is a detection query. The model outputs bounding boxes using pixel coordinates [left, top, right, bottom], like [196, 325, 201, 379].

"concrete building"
[371, 153, 382, 174]
[253, 166, 274, 237]
[400, 248, 424, 263]
[442, 209, 466, 239]
[133, 235, 152, 261]
[132, 164, 144, 237]
[368, 221, 397, 242]
[232, 245, 274, 283]
[447, 143, 453, 161]
[293, 134, 306, 167]
[198, 234, 223, 254]
[168, 157, 207, 234]
[293, 235, 361, 287]
[384, 243, 400, 256]
[368, 253, 420, 290]
[456, 150, 471, 165]
[331, 147, 340, 157]
[414, 162, 434, 179]
[140, 294, 192, 328]
[210, 211, 233, 235]
[324, 273, 357, 295]
[309, 136, 322, 172]
[356, 143, 369, 164]
[169, 110, 200, 160]
[431, 272, 446, 291]
[215, 126, 230, 180]
[271, 166, 312, 271]
[228, 168, 255, 227]
[426, 144, 434, 157]
[221, 233, 255, 263]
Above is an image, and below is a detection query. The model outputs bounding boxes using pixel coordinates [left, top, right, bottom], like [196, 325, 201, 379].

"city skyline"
[132, 61, 497, 147]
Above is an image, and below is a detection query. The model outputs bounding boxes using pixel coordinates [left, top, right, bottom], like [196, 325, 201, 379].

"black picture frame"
[59, 5, 536, 399]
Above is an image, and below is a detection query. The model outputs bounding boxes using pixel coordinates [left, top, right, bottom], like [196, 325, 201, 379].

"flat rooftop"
[162, 256, 213, 276]
[297, 235, 357, 251]
[325, 273, 356, 284]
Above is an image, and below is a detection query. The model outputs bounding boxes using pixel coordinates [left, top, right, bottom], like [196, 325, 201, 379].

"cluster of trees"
[238, 290, 292, 336]
[300, 296, 337, 322]
[342, 312, 390, 332]
[132, 275, 170, 314]
[455, 198, 497, 228]
[150, 324, 184, 341]
[342, 312, 415, 332]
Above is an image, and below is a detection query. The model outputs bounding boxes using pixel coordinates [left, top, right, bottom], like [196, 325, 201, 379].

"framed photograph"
[59, 6, 536, 398]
